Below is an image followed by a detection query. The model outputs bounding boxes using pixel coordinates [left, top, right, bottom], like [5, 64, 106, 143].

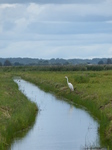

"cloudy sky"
[0, 0, 112, 59]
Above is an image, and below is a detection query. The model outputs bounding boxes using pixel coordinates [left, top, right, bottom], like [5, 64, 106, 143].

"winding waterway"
[10, 79, 100, 150]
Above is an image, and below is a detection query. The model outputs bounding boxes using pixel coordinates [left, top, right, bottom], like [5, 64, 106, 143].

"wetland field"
[0, 66, 112, 149]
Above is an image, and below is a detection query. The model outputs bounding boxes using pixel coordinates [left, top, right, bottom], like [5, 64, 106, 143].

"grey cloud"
[0, 0, 112, 59]
[27, 22, 112, 34]
[0, 0, 104, 4]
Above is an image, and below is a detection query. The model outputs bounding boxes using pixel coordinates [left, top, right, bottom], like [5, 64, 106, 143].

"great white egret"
[65, 76, 74, 91]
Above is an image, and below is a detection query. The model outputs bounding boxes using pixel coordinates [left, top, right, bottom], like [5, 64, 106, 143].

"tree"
[38, 60, 49, 65]
[98, 60, 104, 65]
[0, 62, 2, 66]
[107, 58, 112, 64]
[4, 60, 12, 66]
[14, 62, 23, 66]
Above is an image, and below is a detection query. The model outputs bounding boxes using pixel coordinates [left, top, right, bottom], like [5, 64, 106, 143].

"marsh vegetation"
[0, 66, 112, 149]
[0, 72, 37, 149]
[19, 69, 112, 148]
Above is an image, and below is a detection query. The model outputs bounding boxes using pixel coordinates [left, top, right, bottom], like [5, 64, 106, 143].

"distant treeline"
[1, 65, 112, 72]
[0, 57, 112, 66]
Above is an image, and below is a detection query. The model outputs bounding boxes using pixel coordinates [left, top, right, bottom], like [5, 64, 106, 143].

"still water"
[10, 79, 100, 150]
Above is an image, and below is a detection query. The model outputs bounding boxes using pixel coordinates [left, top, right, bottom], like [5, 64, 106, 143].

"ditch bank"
[0, 73, 38, 150]
[21, 72, 112, 149]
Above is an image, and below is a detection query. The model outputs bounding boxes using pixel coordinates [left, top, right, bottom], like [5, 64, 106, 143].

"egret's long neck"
[66, 77, 68, 84]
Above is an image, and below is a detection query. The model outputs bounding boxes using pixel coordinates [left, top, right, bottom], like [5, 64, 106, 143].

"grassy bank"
[0, 72, 37, 149]
[19, 70, 112, 149]
[1, 67, 112, 149]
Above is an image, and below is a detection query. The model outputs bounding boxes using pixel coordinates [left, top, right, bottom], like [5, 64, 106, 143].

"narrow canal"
[10, 79, 100, 150]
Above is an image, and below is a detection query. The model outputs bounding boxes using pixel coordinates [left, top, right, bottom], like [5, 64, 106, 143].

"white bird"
[65, 76, 74, 92]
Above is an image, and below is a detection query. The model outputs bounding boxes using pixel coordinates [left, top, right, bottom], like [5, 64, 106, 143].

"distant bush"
[1, 64, 112, 72]
[105, 65, 112, 70]
[86, 65, 104, 71]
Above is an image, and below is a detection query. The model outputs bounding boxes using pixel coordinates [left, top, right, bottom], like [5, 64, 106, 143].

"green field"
[0, 71, 37, 150]
[1, 67, 112, 149]
[20, 70, 112, 149]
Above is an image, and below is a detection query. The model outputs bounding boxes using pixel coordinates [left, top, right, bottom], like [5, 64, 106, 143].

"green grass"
[0, 72, 37, 149]
[18, 70, 112, 149]
[1, 67, 112, 149]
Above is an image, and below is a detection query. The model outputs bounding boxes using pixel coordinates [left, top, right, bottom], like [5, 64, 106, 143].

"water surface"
[10, 79, 100, 150]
